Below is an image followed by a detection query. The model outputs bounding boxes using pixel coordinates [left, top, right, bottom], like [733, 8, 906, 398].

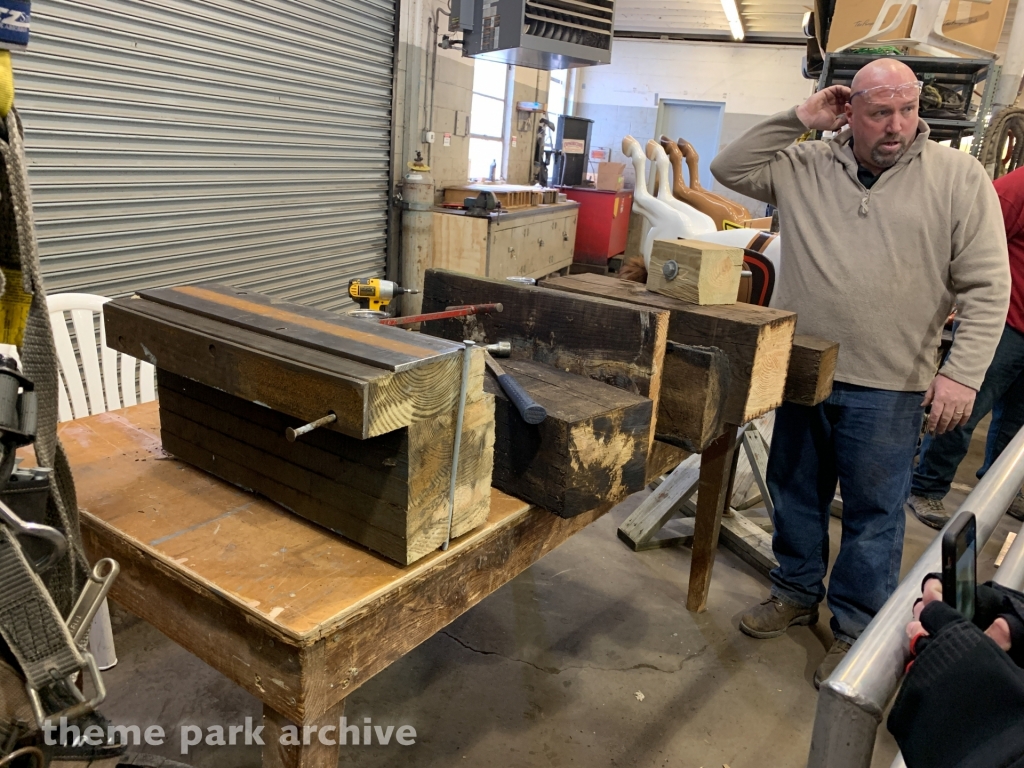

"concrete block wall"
[507, 67, 551, 185]
[395, 0, 551, 192]
[576, 40, 811, 213]
[394, 0, 476, 191]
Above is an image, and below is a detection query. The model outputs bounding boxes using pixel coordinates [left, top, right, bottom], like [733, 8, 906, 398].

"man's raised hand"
[795, 85, 851, 132]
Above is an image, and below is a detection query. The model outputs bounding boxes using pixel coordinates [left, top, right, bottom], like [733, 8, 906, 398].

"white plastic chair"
[48, 293, 157, 670]
[48, 293, 156, 422]
[836, 0, 996, 59]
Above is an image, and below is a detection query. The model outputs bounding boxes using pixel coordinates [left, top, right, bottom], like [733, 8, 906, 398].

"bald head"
[850, 58, 917, 97]
[844, 58, 921, 174]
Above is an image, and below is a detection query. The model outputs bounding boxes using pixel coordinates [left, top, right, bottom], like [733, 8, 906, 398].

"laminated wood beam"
[156, 370, 494, 565]
[104, 295, 479, 439]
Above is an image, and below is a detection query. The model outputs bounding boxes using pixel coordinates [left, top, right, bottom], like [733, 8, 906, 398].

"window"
[468, 59, 509, 181]
[544, 69, 569, 183]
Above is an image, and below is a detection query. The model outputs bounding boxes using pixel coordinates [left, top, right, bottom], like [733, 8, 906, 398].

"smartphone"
[942, 511, 977, 621]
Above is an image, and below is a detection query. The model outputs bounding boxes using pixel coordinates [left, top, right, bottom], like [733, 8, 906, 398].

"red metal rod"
[379, 302, 503, 326]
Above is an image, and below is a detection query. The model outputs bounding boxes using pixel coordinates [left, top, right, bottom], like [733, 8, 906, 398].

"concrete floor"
[96, 418, 1022, 768]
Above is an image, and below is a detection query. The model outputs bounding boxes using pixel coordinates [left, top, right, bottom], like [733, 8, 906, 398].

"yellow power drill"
[348, 278, 419, 312]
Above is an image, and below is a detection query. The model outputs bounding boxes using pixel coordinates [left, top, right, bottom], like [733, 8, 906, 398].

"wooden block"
[156, 370, 494, 565]
[658, 342, 730, 453]
[539, 273, 796, 425]
[647, 239, 744, 306]
[785, 334, 839, 406]
[618, 453, 701, 550]
[420, 269, 668, 450]
[646, 439, 690, 483]
[485, 359, 652, 518]
[139, 282, 459, 373]
[104, 293, 483, 439]
[720, 512, 778, 576]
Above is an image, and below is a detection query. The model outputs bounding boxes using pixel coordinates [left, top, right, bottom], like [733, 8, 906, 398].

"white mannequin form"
[622, 135, 783, 296]
[645, 139, 717, 235]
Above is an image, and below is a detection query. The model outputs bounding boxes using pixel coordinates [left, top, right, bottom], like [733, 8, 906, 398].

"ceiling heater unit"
[455, 0, 613, 69]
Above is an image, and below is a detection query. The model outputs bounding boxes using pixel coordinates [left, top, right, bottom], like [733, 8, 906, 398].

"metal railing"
[807, 424, 1024, 768]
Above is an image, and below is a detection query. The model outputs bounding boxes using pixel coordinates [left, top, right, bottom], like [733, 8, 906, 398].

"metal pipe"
[808, 424, 1024, 768]
[993, 2, 1024, 113]
[442, 341, 474, 551]
[889, 517, 1024, 768]
[379, 302, 503, 326]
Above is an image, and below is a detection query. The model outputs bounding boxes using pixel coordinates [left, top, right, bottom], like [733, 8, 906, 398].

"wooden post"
[262, 699, 346, 768]
[686, 427, 740, 613]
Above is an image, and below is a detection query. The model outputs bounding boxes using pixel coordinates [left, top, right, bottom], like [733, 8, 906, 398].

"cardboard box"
[596, 162, 625, 192]
[826, 0, 1008, 54]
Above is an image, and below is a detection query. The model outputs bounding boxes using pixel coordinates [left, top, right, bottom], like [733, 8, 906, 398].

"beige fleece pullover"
[711, 107, 1009, 392]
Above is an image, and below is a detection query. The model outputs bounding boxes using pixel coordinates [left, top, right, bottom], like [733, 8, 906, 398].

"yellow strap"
[0, 51, 12, 118]
[0, 267, 31, 347]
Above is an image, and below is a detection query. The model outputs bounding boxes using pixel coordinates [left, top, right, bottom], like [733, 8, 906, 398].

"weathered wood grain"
[539, 273, 796, 424]
[420, 269, 668, 455]
[137, 282, 458, 372]
[104, 298, 480, 439]
[421, 269, 668, 399]
[646, 440, 690, 483]
[657, 342, 730, 453]
[785, 334, 839, 406]
[617, 453, 701, 550]
[720, 512, 778, 576]
[486, 359, 652, 517]
[157, 370, 494, 565]
[66, 401, 610, 728]
[646, 239, 744, 306]
[262, 700, 345, 768]
[687, 427, 740, 612]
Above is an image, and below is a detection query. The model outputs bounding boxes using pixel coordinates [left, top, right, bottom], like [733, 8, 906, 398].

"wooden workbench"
[63, 403, 609, 768]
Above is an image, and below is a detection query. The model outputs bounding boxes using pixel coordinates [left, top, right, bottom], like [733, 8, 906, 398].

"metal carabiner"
[0, 498, 67, 572]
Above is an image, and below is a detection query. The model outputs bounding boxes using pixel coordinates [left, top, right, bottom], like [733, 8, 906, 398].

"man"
[908, 165, 1024, 528]
[710, 59, 1010, 686]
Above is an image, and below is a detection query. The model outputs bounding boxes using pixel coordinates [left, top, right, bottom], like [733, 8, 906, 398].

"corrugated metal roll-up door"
[15, 0, 395, 311]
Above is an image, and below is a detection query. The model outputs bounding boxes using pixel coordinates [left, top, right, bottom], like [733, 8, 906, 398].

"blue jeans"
[767, 383, 925, 644]
[912, 324, 1024, 499]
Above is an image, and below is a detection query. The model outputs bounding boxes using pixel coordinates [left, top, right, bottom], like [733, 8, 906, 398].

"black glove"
[888, 601, 1024, 768]
[921, 573, 1024, 668]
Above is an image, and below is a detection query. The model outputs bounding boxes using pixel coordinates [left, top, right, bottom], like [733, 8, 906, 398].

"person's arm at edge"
[994, 168, 1024, 244]
[708, 108, 803, 206]
[939, 161, 1011, 393]
[710, 85, 851, 206]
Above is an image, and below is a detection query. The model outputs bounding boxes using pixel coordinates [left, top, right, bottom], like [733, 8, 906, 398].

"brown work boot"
[1009, 490, 1024, 522]
[814, 639, 852, 689]
[907, 494, 949, 530]
[739, 596, 819, 639]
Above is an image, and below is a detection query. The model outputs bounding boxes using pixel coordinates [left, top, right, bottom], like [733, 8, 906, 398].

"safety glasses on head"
[850, 81, 924, 102]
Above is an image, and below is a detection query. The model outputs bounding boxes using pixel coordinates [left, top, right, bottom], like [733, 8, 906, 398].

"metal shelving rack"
[816, 53, 999, 153]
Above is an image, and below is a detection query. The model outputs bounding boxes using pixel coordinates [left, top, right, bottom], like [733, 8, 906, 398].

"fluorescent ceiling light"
[720, 0, 745, 40]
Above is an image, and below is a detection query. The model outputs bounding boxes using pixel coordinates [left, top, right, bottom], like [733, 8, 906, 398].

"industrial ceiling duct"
[458, 0, 613, 69]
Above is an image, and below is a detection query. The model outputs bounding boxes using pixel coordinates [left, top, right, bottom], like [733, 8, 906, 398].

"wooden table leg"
[686, 426, 740, 613]
[262, 699, 346, 768]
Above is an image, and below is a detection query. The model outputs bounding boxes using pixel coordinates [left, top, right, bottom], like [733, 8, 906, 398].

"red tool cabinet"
[558, 187, 633, 267]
